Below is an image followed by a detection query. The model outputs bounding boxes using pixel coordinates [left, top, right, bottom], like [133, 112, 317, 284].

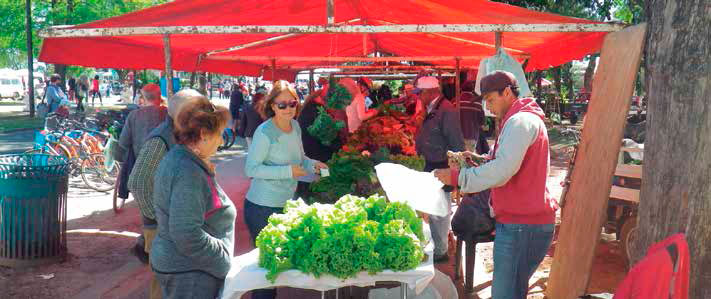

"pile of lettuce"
[255, 194, 426, 282]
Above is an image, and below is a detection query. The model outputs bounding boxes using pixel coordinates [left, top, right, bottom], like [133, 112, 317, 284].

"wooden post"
[25, 0, 34, 117]
[546, 24, 647, 299]
[271, 59, 276, 81]
[495, 32, 502, 52]
[163, 34, 173, 98]
[309, 70, 315, 93]
[455, 58, 461, 107]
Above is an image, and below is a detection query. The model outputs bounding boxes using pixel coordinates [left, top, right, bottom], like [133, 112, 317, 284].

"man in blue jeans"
[435, 71, 558, 298]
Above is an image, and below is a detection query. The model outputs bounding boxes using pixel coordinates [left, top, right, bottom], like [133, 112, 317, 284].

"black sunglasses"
[275, 100, 298, 110]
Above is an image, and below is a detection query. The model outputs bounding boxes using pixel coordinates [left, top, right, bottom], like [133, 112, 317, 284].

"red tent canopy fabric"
[39, 0, 611, 76]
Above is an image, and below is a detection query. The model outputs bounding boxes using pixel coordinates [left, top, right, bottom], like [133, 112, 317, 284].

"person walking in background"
[67, 76, 82, 112]
[414, 76, 465, 264]
[91, 75, 103, 106]
[106, 80, 112, 97]
[244, 80, 328, 299]
[127, 89, 200, 299]
[459, 80, 486, 153]
[67, 76, 76, 102]
[229, 81, 245, 131]
[237, 89, 266, 147]
[151, 96, 235, 299]
[79, 75, 90, 107]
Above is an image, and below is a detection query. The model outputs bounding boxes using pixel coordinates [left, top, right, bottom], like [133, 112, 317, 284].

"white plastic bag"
[374, 163, 449, 217]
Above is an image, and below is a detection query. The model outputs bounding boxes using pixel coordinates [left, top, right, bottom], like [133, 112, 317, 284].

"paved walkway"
[0, 130, 34, 154]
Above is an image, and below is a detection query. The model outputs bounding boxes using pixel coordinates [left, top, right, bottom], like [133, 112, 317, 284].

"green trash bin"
[0, 154, 69, 267]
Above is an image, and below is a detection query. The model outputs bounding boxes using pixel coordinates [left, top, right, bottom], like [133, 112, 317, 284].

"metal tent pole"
[163, 34, 174, 98]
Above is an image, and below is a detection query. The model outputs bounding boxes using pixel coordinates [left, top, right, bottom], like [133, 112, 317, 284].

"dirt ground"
[0, 130, 628, 299]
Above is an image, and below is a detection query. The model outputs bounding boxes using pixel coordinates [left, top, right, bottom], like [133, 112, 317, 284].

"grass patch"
[0, 112, 43, 133]
[0, 101, 24, 106]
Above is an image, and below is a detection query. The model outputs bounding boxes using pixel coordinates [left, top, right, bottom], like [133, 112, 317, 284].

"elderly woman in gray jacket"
[150, 96, 235, 299]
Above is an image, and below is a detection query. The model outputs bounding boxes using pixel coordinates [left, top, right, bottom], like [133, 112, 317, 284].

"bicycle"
[27, 121, 119, 192]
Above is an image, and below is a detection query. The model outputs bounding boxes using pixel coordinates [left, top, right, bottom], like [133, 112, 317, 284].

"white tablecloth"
[220, 244, 435, 299]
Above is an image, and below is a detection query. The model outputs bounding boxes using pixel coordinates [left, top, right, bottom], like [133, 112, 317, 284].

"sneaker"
[132, 244, 149, 265]
[433, 253, 449, 264]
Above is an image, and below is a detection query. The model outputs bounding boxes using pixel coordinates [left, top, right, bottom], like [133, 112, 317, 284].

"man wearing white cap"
[413, 76, 466, 263]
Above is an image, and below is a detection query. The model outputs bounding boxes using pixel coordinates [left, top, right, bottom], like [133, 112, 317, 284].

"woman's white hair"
[168, 89, 203, 118]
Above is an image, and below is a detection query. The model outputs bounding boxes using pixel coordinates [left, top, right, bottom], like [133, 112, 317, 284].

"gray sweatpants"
[430, 197, 452, 256]
[154, 270, 224, 299]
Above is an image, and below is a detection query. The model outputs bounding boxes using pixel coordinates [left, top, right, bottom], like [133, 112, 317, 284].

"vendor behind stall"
[434, 71, 558, 299]
[413, 76, 465, 263]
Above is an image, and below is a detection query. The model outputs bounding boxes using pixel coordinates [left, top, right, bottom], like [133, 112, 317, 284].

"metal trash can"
[0, 154, 69, 267]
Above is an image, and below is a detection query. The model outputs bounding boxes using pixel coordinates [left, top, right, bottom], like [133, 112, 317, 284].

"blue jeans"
[244, 200, 282, 299]
[429, 209, 452, 256]
[492, 223, 554, 299]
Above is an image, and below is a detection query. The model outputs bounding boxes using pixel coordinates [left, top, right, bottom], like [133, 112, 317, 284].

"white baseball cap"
[413, 76, 440, 94]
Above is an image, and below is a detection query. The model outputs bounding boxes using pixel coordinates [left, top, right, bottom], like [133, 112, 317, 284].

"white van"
[0, 75, 24, 100]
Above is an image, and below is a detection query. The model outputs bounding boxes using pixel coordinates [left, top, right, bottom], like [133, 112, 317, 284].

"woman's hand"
[291, 165, 308, 178]
[314, 162, 328, 173]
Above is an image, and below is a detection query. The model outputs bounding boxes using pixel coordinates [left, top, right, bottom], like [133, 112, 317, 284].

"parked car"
[0, 76, 24, 100]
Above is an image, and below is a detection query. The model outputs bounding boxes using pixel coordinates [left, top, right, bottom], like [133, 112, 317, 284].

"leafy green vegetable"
[325, 76, 353, 110]
[307, 106, 346, 146]
[255, 195, 425, 282]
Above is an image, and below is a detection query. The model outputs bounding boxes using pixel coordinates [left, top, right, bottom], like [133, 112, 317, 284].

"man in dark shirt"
[413, 76, 465, 263]
[459, 80, 485, 152]
[229, 83, 245, 130]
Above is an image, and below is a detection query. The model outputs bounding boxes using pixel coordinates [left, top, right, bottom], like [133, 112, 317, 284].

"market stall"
[36, 1, 632, 298]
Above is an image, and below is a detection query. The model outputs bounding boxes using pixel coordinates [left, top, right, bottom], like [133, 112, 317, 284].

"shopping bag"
[375, 163, 449, 217]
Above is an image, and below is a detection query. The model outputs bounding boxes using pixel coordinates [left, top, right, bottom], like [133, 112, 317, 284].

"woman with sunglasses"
[244, 80, 327, 299]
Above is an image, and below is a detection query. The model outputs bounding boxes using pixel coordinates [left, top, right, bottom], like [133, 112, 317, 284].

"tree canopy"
[0, 0, 166, 69]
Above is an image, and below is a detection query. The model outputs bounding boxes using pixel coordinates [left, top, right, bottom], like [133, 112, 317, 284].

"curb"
[0, 127, 43, 134]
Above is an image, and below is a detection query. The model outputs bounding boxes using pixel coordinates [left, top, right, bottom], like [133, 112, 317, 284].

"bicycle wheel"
[113, 172, 126, 213]
[80, 153, 115, 192]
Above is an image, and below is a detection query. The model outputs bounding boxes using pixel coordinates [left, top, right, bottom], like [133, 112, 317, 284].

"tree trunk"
[552, 66, 562, 97]
[54, 64, 67, 92]
[198, 72, 207, 96]
[583, 54, 598, 92]
[636, 1, 711, 298]
[564, 63, 574, 101]
[207, 73, 213, 99]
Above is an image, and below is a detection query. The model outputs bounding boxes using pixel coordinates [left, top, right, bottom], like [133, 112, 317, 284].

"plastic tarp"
[39, 0, 610, 76]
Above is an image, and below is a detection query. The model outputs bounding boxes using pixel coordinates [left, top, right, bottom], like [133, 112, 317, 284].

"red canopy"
[39, 0, 612, 76]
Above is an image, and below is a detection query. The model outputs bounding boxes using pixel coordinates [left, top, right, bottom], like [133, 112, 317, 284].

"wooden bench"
[609, 147, 643, 203]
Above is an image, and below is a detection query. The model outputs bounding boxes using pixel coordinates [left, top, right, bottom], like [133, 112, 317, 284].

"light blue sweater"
[245, 119, 317, 208]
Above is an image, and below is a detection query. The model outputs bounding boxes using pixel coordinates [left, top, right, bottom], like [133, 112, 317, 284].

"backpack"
[451, 190, 495, 240]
